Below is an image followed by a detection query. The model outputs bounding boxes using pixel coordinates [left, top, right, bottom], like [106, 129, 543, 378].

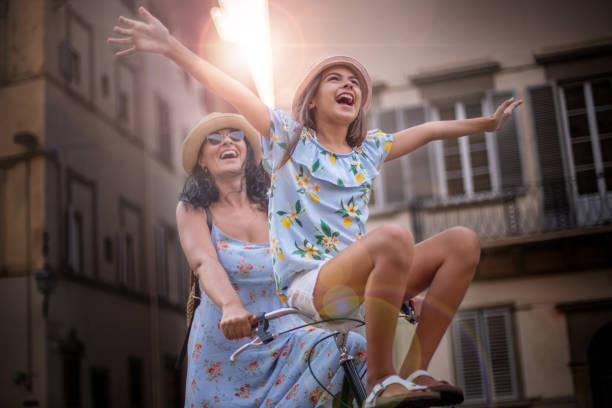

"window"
[559, 78, 612, 197]
[118, 198, 143, 291]
[164, 357, 182, 408]
[529, 79, 612, 228]
[101, 74, 109, 98]
[432, 97, 500, 199]
[157, 96, 173, 167]
[452, 307, 519, 405]
[370, 105, 430, 209]
[66, 169, 97, 277]
[120, 0, 136, 12]
[61, 330, 84, 408]
[128, 357, 144, 408]
[155, 224, 181, 302]
[116, 63, 138, 135]
[369, 91, 522, 211]
[65, 10, 93, 99]
[67, 207, 84, 274]
[90, 367, 110, 408]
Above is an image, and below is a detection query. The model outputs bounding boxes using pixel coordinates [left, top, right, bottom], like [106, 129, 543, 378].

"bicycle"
[230, 301, 418, 407]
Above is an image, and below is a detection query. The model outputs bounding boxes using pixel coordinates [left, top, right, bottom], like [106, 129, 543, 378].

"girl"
[177, 112, 366, 407]
[109, 7, 521, 407]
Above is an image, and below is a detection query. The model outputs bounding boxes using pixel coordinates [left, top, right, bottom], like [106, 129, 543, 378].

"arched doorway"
[588, 322, 612, 408]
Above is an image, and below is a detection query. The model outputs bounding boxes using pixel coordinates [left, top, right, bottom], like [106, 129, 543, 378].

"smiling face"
[310, 65, 363, 126]
[197, 128, 247, 177]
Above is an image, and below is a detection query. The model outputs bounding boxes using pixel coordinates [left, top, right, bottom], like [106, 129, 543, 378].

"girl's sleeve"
[260, 108, 301, 171]
[361, 129, 394, 170]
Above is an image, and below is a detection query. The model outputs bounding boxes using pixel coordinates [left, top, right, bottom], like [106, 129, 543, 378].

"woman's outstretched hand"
[488, 97, 523, 132]
[220, 303, 256, 340]
[108, 6, 171, 57]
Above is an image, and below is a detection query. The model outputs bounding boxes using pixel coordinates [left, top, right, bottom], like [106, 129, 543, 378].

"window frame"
[66, 168, 98, 278]
[558, 77, 612, 198]
[431, 97, 502, 200]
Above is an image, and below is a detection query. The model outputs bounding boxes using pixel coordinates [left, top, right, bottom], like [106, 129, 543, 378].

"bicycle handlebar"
[230, 302, 416, 362]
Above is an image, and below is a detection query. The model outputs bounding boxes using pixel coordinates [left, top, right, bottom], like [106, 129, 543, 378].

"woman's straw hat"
[181, 112, 261, 173]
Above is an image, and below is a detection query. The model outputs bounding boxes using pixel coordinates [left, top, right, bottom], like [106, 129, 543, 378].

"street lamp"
[35, 263, 57, 317]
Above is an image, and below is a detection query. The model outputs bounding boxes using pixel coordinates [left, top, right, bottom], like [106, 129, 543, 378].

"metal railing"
[408, 181, 612, 243]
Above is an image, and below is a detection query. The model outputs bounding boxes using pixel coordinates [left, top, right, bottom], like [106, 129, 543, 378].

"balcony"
[408, 180, 612, 246]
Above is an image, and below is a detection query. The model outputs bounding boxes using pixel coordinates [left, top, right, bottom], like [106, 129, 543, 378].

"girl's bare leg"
[313, 224, 416, 398]
[398, 226, 480, 378]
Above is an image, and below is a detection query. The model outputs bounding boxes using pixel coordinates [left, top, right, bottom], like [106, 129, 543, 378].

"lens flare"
[211, 0, 275, 107]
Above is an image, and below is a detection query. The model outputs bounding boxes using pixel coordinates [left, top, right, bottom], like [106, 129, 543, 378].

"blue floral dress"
[185, 222, 367, 407]
[261, 108, 393, 298]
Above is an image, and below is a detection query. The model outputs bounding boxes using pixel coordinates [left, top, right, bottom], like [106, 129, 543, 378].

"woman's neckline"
[211, 221, 269, 247]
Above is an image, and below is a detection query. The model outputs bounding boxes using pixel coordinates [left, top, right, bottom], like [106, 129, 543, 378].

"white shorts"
[286, 263, 364, 333]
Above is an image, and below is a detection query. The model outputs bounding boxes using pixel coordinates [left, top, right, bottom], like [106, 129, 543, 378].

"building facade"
[2, 1, 612, 408]
[0, 1, 211, 407]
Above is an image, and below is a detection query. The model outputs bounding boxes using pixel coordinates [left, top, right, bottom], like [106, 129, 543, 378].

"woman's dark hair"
[179, 138, 269, 211]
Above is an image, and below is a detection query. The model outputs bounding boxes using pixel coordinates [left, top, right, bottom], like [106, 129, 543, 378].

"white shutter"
[453, 311, 486, 404]
[379, 108, 405, 206]
[483, 308, 519, 401]
[453, 308, 519, 404]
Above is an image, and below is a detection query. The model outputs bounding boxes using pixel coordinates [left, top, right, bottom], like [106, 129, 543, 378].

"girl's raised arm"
[385, 97, 522, 162]
[108, 6, 270, 137]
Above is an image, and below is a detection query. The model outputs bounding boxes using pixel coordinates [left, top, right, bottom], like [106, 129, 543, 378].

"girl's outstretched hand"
[488, 97, 523, 131]
[108, 6, 171, 57]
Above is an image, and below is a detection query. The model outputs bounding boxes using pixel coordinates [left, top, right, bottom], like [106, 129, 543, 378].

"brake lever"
[400, 300, 417, 324]
[229, 337, 263, 362]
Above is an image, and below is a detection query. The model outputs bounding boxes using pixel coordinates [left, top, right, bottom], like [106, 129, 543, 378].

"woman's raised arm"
[108, 7, 270, 136]
[386, 97, 522, 162]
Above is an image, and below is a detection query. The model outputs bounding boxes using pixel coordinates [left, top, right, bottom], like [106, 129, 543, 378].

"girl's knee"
[375, 224, 414, 265]
[379, 224, 414, 249]
[446, 226, 481, 267]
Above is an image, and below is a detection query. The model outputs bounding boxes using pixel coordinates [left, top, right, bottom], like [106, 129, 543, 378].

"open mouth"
[220, 150, 238, 160]
[336, 92, 355, 107]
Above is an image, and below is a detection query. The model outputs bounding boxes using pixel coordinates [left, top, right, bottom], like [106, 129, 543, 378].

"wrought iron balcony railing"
[407, 180, 612, 243]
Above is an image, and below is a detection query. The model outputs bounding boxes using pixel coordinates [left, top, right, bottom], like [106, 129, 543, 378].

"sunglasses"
[205, 130, 245, 145]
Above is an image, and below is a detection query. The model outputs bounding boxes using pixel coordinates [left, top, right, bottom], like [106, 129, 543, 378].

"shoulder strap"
[204, 206, 213, 232]
[175, 205, 213, 371]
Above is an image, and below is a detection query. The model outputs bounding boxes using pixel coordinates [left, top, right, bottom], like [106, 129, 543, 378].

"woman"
[176, 112, 366, 407]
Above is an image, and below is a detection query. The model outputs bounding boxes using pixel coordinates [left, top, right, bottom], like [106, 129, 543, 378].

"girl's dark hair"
[179, 138, 269, 211]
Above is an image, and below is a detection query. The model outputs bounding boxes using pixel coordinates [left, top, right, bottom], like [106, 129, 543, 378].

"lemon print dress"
[261, 108, 393, 299]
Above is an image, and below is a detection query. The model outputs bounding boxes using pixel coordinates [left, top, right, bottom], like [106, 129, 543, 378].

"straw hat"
[181, 112, 261, 173]
[291, 55, 373, 118]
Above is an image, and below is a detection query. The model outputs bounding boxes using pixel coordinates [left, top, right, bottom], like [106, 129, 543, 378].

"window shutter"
[155, 225, 168, 299]
[379, 109, 405, 205]
[402, 106, 432, 200]
[528, 83, 571, 228]
[483, 308, 519, 402]
[453, 311, 486, 404]
[492, 91, 524, 191]
[117, 228, 127, 286]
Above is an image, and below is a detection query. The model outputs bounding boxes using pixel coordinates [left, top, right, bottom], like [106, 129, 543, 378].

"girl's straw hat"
[181, 112, 261, 173]
[292, 55, 373, 117]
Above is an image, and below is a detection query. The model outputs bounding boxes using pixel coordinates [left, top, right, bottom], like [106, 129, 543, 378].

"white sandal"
[363, 374, 440, 408]
[406, 369, 464, 406]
